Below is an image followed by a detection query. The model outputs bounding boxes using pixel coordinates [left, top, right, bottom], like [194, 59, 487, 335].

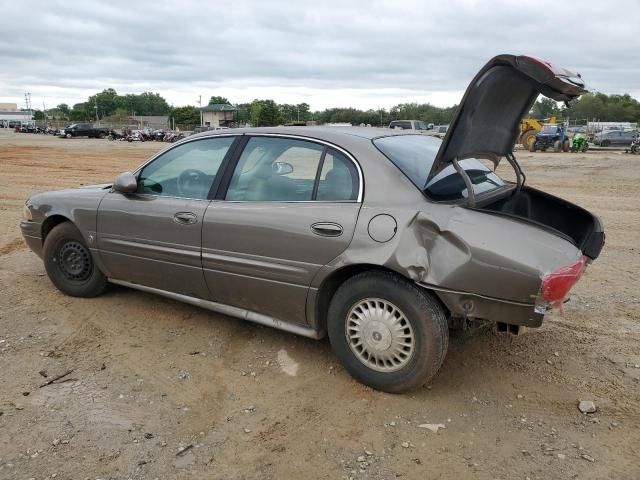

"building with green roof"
[198, 103, 237, 128]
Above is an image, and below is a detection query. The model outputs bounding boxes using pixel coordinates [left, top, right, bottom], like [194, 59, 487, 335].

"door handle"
[173, 212, 198, 225]
[311, 222, 343, 237]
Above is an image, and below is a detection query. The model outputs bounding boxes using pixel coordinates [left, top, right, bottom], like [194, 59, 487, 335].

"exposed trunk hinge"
[452, 157, 476, 207]
[505, 151, 526, 191]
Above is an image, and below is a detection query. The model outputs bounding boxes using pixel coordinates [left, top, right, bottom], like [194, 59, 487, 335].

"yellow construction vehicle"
[519, 116, 556, 149]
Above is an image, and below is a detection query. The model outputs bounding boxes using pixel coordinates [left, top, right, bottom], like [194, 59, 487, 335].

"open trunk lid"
[427, 54, 588, 182]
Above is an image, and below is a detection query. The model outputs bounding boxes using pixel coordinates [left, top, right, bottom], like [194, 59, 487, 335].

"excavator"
[518, 116, 556, 149]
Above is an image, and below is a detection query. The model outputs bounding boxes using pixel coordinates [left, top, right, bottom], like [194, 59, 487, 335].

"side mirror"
[273, 161, 294, 176]
[113, 171, 138, 194]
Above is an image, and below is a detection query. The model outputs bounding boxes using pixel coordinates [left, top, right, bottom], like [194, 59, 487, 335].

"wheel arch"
[41, 214, 72, 244]
[312, 264, 449, 333]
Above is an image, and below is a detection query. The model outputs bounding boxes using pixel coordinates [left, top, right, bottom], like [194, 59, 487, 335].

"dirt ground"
[0, 130, 638, 480]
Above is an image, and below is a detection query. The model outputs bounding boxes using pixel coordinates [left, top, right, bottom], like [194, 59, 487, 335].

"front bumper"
[20, 220, 43, 258]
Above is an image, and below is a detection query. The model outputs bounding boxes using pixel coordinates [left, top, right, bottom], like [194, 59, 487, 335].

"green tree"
[250, 99, 282, 126]
[69, 102, 89, 121]
[562, 92, 640, 122]
[530, 97, 560, 119]
[208, 96, 230, 105]
[33, 110, 45, 120]
[234, 103, 251, 125]
[87, 88, 119, 118]
[137, 92, 170, 115]
[110, 92, 170, 116]
[169, 106, 200, 125]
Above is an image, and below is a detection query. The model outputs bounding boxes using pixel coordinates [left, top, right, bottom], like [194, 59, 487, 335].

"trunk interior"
[478, 186, 604, 259]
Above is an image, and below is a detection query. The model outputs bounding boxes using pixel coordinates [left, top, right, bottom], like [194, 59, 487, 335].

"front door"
[202, 135, 362, 325]
[97, 136, 237, 299]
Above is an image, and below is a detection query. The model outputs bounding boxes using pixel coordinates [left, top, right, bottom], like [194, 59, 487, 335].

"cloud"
[1, 0, 639, 110]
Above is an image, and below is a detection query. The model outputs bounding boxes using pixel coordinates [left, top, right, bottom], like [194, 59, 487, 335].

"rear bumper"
[20, 220, 43, 258]
[420, 282, 544, 328]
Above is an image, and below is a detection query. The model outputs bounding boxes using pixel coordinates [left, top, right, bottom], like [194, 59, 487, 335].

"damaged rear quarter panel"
[323, 199, 583, 306]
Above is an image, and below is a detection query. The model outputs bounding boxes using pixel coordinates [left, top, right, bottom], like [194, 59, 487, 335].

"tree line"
[531, 93, 640, 123]
[32, 89, 640, 127]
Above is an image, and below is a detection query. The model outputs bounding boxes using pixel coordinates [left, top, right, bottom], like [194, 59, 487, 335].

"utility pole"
[198, 95, 203, 126]
[25, 92, 32, 123]
[95, 98, 99, 122]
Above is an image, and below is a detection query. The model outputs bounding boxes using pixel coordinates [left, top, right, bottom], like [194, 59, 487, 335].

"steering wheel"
[177, 169, 208, 198]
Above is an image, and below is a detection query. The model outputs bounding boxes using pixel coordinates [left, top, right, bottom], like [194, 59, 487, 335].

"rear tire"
[520, 130, 536, 150]
[563, 139, 570, 152]
[327, 271, 448, 393]
[553, 140, 561, 152]
[43, 222, 107, 297]
[529, 141, 537, 152]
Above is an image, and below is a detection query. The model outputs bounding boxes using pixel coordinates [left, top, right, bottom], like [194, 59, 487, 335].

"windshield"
[414, 121, 428, 130]
[373, 134, 505, 201]
[540, 125, 559, 134]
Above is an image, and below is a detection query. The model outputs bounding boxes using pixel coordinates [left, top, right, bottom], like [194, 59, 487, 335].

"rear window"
[389, 121, 412, 130]
[373, 134, 505, 201]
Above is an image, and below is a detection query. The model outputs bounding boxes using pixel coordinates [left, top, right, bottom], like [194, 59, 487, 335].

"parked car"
[58, 123, 109, 139]
[593, 129, 637, 147]
[20, 54, 604, 393]
[425, 124, 449, 139]
[388, 120, 431, 131]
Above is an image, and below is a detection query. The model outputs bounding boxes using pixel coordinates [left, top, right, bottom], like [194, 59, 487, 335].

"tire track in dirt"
[0, 237, 26, 255]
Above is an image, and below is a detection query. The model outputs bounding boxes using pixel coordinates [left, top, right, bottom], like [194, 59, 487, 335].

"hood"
[427, 54, 587, 182]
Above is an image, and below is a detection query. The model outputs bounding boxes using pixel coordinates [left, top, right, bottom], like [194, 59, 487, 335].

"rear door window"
[316, 150, 358, 201]
[225, 137, 324, 201]
[225, 137, 360, 202]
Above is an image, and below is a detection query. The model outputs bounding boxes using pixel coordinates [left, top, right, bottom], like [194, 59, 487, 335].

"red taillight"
[541, 256, 588, 307]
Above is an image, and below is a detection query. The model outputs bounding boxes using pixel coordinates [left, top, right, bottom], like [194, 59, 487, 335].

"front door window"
[138, 137, 234, 199]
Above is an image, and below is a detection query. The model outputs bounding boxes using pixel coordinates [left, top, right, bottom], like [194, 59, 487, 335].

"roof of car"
[192, 126, 422, 143]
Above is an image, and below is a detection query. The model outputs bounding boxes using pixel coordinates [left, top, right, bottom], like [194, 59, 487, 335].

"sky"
[1, 0, 639, 111]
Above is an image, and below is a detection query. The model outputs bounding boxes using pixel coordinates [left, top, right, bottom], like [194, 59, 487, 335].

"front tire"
[327, 272, 448, 393]
[520, 129, 536, 150]
[43, 222, 107, 297]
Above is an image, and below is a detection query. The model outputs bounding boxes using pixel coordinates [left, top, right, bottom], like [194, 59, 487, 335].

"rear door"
[621, 131, 635, 145]
[202, 135, 362, 325]
[97, 136, 237, 299]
